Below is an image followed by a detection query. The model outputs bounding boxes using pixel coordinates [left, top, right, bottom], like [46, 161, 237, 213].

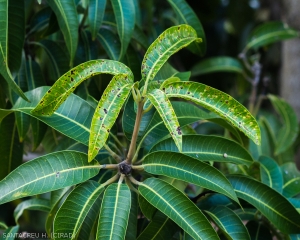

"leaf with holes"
[141, 24, 202, 94]
[0, 151, 99, 204]
[147, 89, 182, 152]
[96, 183, 131, 240]
[164, 81, 261, 145]
[138, 178, 218, 240]
[88, 0, 107, 40]
[88, 74, 133, 161]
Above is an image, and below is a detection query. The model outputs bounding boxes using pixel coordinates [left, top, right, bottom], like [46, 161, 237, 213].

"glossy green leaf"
[164, 81, 261, 145]
[97, 183, 131, 240]
[88, 0, 107, 40]
[97, 28, 121, 60]
[0, 151, 99, 204]
[46, 0, 78, 66]
[1, 226, 19, 240]
[167, 0, 206, 56]
[138, 194, 157, 220]
[289, 198, 300, 213]
[281, 163, 300, 198]
[234, 208, 257, 221]
[268, 94, 299, 155]
[89, 74, 133, 161]
[151, 135, 254, 166]
[125, 192, 138, 240]
[138, 178, 218, 240]
[197, 193, 234, 211]
[111, 0, 135, 60]
[142, 24, 202, 93]
[31, 60, 133, 116]
[245, 21, 299, 51]
[259, 156, 283, 193]
[245, 221, 272, 240]
[132, 0, 142, 27]
[142, 152, 239, 203]
[147, 89, 182, 152]
[25, 57, 45, 90]
[205, 206, 250, 240]
[228, 175, 300, 233]
[54, 180, 105, 238]
[137, 211, 178, 240]
[14, 198, 50, 223]
[191, 57, 244, 77]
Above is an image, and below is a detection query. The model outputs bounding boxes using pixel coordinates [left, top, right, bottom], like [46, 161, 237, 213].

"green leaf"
[54, 180, 105, 238]
[259, 156, 283, 193]
[151, 135, 254, 166]
[88, 74, 133, 161]
[289, 198, 300, 213]
[167, 0, 206, 56]
[147, 89, 182, 152]
[88, 0, 107, 40]
[97, 183, 131, 240]
[228, 175, 300, 233]
[110, 0, 135, 60]
[46, 0, 78, 66]
[234, 208, 257, 221]
[138, 194, 157, 220]
[197, 193, 235, 211]
[245, 21, 299, 51]
[205, 206, 250, 240]
[132, 0, 142, 28]
[142, 24, 202, 94]
[132, 26, 148, 49]
[25, 57, 46, 90]
[0, 151, 99, 204]
[281, 163, 300, 198]
[142, 152, 239, 203]
[138, 178, 218, 240]
[1, 226, 19, 240]
[268, 94, 299, 155]
[14, 198, 50, 223]
[97, 28, 121, 60]
[0, 222, 7, 229]
[125, 192, 138, 240]
[137, 211, 178, 240]
[31, 60, 133, 116]
[191, 57, 245, 77]
[245, 221, 272, 240]
[164, 81, 261, 145]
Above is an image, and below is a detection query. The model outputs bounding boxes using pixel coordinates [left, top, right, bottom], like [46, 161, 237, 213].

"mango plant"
[0, 23, 300, 240]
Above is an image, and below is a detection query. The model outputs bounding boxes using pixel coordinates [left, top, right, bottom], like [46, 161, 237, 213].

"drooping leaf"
[110, 0, 135, 60]
[14, 198, 50, 223]
[138, 178, 218, 240]
[268, 94, 299, 155]
[147, 89, 182, 151]
[142, 151, 239, 203]
[167, 0, 206, 56]
[88, 0, 107, 40]
[88, 74, 133, 161]
[259, 156, 283, 193]
[245, 21, 299, 51]
[97, 28, 121, 60]
[281, 163, 300, 198]
[151, 135, 254, 166]
[31, 60, 133, 116]
[191, 57, 245, 77]
[96, 183, 131, 240]
[205, 206, 250, 240]
[125, 191, 138, 240]
[0, 151, 99, 204]
[228, 175, 300, 233]
[46, 0, 79, 66]
[245, 220, 272, 240]
[54, 180, 105, 238]
[141, 24, 202, 93]
[132, 0, 142, 28]
[164, 81, 261, 145]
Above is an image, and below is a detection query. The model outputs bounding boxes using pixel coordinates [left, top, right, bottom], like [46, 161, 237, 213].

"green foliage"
[0, 1, 299, 240]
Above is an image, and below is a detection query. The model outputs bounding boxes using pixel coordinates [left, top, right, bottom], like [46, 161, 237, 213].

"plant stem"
[102, 173, 120, 187]
[101, 164, 118, 170]
[126, 101, 144, 164]
[128, 175, 142, 185]
[104, 144, 122, 163]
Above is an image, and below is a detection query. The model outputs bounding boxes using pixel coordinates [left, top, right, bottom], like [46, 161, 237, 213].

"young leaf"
[31, 60, 133, 116]
[142, 151, 239, 203]
[164, 81, 261, 145]
[88, 74, 133, 162]
[110, 0, 135, 60]
[228, 175, 300, 233]
[0, 151, 99, 204]
[138, 178, 219, 240]
[191, 56, 245, 77]
[54, 180, 105, 238]
[147, 89, 182, 152]
[281, 163, 300, 198]
[14, 198, 50, 224]
[88, 0, 107, 40]
[204, 206, 250, 240]
[141, 24, 202, 94]
[151, 135, 254, 166]
[46, 0, 79, 66]
[97, 183, 131, 240]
